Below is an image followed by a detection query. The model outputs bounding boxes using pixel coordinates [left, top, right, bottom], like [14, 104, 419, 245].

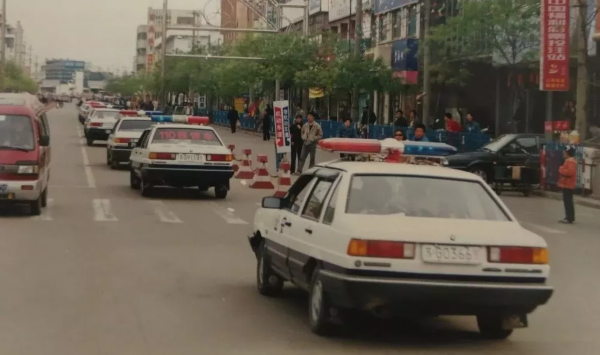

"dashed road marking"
[80, 138, 96, 188]
[92, 199, 117, 221]
[149, 201, 182, 223]
[209, 203, 248, 224]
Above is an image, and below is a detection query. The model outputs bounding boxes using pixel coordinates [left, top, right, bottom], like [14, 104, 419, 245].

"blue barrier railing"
[210, 111, 491, 152]
[544, 143, 585, 189]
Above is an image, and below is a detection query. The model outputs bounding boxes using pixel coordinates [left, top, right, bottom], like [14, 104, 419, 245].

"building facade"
[135, 25, 148, 73]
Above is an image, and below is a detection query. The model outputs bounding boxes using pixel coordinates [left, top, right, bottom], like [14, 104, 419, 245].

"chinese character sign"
[540, 0, 570, 91]
[273, 101, 291, 154]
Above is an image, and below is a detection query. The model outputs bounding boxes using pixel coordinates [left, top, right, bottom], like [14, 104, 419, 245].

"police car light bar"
[402, 141, 457, 156]
[120, 110, 139, 116]
[318, 138, 403, 154]
[137, 110, 163, 116]
[150, 115, 210, 125]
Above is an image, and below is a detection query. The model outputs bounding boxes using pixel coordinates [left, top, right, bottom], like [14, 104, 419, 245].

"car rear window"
[152, 128, 222, 146]
[346, 175, 509, 221]
[118, 120, 154, 131]
[0, 114, 35, 151]
[94, 111, 120, 119]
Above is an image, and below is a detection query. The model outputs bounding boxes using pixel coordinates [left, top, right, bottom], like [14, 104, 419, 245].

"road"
[1, 104, 599, 355]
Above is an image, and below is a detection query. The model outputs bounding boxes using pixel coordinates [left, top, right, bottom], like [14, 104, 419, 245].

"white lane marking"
[33, 198, 54, 221]
[149, 201, 182, 223]
[80, 138, 96, 188]
[523, 222, 565, 234]
[209, 202, 248, 224]
[92, 199, 117, 221]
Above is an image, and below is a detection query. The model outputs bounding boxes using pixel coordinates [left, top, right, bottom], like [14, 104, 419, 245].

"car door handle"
[305, 228, 313, 234]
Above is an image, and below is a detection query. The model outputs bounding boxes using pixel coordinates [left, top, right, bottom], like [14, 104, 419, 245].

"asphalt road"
[1, 104, 598, 355]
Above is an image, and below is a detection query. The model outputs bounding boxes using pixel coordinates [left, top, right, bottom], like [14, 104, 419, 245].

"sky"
[9, 0, 217, 72]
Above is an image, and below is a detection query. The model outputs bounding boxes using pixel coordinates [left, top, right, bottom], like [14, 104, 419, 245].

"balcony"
[137, 39, 147, 49]
[136, 56, 146, 65]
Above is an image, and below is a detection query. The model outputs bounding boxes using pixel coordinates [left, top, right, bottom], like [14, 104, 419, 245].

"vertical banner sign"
[147, 12, 156, 69]
[274, 101, 292, 154]
[539, 0, 570, 91]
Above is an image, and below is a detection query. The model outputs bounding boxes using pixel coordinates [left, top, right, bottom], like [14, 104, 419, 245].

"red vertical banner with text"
[540, 0, 570, 91]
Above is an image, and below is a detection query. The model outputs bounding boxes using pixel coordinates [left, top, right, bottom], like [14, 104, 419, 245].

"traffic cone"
[234, 148, 255, 179]
[228, 144, 239, 172]
[274, 162, 292, 197]
[249, 155, 275, 189]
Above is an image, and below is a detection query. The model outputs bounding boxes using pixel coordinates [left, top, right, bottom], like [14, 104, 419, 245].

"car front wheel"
[469, 166, 490, 183]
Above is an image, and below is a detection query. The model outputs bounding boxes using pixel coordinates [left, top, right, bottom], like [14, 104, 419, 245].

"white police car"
[129, 115, 235, 198]
[83, 107, 121, 146]
[106, 111, 162, 169]
[248, 138, 552, 339]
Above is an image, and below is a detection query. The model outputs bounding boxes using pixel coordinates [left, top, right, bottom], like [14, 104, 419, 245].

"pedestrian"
[336, 118, 358, 161]
[295, 104, 305, 119]
[290, 114, 304, 173]
[393, 129, 406, 141]
[263, 104, 273, 141]
[228, 104, 239, 133]
[408, 109, 418, 128]
[444, 112, 462, 132]
[296, 112, 323, 174]
[392, 110, 408, 127]
[558, 147, 577, 224]
[563, 100, 576, 127]
[411, 123, 429, 142]
[464, 113, 481, 133]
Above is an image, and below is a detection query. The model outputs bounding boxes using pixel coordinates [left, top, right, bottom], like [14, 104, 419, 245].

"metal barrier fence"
[544, 143, 585, 189]
[210, 111, 491, 152]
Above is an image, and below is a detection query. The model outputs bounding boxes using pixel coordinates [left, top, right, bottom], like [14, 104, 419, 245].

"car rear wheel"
[110, 158, 119, 170]
[477, 315, 514, 340]
[214, 185, 228, 199]
[130, 169, 141, 190]
[308, 266, 334, 335]
[106, 150, 111, 165]
[41, 188, 48, 208]
[140, 175, 153, 197]
[256, 243, 284, 297]
[30, 196, 42, 216]
[86, 138, 93, 147]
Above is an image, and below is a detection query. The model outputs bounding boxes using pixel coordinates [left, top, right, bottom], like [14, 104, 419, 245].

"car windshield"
[0, 114, 35, 151]
[94, 111, 120, 119]
[118, 120, 154, 131]
[346, 175, 509, 221]
[152, 128, 222, 146]
[481, 134, 514, 152]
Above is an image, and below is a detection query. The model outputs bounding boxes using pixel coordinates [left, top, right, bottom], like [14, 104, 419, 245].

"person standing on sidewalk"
[296, 112, 323, 174]
[336, 118, 358, 161]
[228, 105, 239, 133]
[558, 147, 577, 224]
[290, 114, 304, 173]
[263, 104, 273, 141]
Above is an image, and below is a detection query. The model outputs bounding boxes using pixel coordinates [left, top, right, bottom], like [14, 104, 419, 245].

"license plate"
[0, 184, 7, 193]
[177, 153, 204, 162]
[421, 244, 481, 264]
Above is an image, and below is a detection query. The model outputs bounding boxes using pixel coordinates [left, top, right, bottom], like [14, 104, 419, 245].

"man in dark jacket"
[392, 110, 408, 127]
[263, 104, 273, 141]
[227, 105, 239, 133]
[336, 118, 358, 160]
[290, 114, 304, 173]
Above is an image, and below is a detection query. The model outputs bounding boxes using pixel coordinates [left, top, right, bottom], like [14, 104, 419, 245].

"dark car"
[445, 134, 546, 183]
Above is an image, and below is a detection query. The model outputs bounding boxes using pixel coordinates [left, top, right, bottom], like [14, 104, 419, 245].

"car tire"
[86, 138, 93, 147]
[140, 175, 153, 197]
[256, 243, 284, 297]
[110, 158, 119, 170]
[30, 196, 42, 216]
[41, 188, 48, 208]
[477, 315, 514, 340]
[469, 166, 490, 183]
[130, 169, 141, 190]
[214, 185, 228, 199]
[106, 150, 112, 165]
[308, 266, 334, 336]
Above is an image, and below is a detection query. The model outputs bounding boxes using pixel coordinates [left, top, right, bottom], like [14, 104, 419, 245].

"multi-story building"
[135, 25, 148, 73]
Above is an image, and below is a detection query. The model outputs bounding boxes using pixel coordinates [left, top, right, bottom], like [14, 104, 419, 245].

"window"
[378, 15, 388, 42]
[0, 114, 35, 151]
[392, 10, 402, 38]
[346, 175, 509, 221]
[322, 183, 339, 224]
[302, 180, 334, 220]
[139, 131, 151, 148]
[407, 5, 417, 37]
[288, 176, 317, 213]
[118, 120, 154, 131]
[152, 128, 222, 146]
[505, 137, 538, 154]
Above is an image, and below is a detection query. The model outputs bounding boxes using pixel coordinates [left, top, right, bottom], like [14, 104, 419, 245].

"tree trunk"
[575, 0, 588, 140]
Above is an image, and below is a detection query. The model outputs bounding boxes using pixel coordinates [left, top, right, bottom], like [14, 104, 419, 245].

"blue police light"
[150, 115, 174, 123]
[145, 111, 163, 116]
[403, 141, 457, 156]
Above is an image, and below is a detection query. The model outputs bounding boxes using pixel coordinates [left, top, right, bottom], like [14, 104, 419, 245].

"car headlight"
[18, 165, 39, 174]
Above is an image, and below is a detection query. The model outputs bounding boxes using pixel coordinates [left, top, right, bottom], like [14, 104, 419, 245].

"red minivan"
[0, 97, 51, 215]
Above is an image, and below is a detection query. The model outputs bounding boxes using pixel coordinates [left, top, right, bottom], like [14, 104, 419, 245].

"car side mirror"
[262, 196, 283, 209]
[39, 135, 50, 147]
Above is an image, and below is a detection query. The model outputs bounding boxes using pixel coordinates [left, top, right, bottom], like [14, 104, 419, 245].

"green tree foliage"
[4, 61, 38, 93]
[105, 74, 155, 96]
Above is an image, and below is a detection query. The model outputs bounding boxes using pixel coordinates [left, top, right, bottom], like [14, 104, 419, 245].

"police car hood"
[339, 217, 547, 248]
[149, 143, 230, 154]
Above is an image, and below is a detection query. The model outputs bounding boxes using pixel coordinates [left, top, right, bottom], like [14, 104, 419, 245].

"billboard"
[391, 38, 418, 71]
[539, 0, 570, 91]
[273, 100, 291, 154]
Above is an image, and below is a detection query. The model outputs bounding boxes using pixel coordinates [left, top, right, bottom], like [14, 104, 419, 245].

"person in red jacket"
[558, 147, 577, 224]
[444, 112, 462, 132]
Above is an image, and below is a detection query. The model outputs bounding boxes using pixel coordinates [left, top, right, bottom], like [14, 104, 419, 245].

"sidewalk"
[532, 190, 600, 210]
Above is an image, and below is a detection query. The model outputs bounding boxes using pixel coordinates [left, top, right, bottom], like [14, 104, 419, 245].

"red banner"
[544, 120, 571, 132]
[540, 0, 570, 91]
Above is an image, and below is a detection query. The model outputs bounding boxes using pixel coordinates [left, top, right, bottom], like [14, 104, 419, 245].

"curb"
[532, 190, 600, 210]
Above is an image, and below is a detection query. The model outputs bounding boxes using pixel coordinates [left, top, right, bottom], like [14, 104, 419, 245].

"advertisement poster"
[539, 0, 570, 91]
[273, 100, 291, 154]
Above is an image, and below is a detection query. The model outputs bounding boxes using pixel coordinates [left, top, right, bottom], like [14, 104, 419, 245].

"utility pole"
[351, 0, 363, 122]
[0, 0, 7, 91]
[422, 0, 432, 125]
[192, 10, 198, 51]
[575, 0, 588, 139]
[160, 0, 168, 107]
[275, 4, 281, 101]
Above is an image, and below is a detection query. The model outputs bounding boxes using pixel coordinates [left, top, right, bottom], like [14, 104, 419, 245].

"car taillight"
[488, 246, 548, 264]
[114, 138, 131, 143]
[149, 152, 175, 160]
[347, 239, 415, 259]
[206, 154, 232, 162]
[90, 122, 102, 127]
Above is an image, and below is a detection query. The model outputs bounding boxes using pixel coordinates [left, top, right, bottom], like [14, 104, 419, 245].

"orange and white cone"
[249, 155, 275, 189]
[274, 162, 292, 197]
[234, 148, 255, 179]
[228, 144, 239, 172]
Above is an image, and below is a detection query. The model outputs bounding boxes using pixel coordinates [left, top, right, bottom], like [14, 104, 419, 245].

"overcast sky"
[9, 0, 217, 72]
